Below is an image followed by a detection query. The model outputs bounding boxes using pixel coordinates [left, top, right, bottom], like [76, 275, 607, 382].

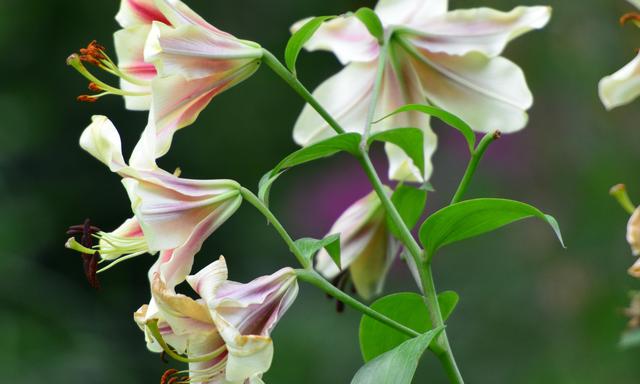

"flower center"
[66, 218, 101, 289]
[66, 40, 151, 103]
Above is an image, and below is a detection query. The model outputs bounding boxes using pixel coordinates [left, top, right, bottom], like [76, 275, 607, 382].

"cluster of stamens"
[66, 40, 150, 103]
[66, 218, 101, 289]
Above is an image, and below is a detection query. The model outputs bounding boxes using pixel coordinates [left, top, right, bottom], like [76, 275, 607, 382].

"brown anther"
[88, 82, 102, 92]
[620, 12, 640, 26]
[77, 95, 98, 103]
[493, 130, 502, 140]
[78, 40, 107, 67]
[160, 369, 179, 384]
[67, 218, 101, 289]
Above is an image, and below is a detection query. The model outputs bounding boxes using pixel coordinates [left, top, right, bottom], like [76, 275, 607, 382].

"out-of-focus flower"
[628, 207, 640, 277]
[599, 0, 640, 109]
[315, 190, 398, 300]
[66, 116, 241, 282]
[136, 256, 298, 383]
[293, 1, 551, 182]
[68, 0, 262, 158]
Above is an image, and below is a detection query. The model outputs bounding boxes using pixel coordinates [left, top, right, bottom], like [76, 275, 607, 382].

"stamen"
[146, 320, 227, 364]
[160, 369, 179, 384]
[620, 12, 640, 26]
[67, 41, 151, 103]
[66, 218, 101, 289]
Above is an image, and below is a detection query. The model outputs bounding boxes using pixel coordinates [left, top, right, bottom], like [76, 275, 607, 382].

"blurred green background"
[2, 0, 640, 382]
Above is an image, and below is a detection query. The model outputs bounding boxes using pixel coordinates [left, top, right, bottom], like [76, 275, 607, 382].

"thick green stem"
[240, 187, 310, 268]
[296, 269, 420, 338]
[451, 131, 501, 204]
[262, 49, 345, 135]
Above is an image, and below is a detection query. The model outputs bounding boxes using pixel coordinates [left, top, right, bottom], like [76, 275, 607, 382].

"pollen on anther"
[160, 369, 179, 384]
[77, 95, 98, 103]
[88, 82, 102, 92]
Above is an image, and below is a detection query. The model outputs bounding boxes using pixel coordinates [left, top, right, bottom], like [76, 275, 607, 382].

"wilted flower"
[68, 0, 262, 158]
[316, 190, 398, 300]
[66, 116, 242, 281]
[136, 256, 298, 383]
[599, 0, 640, 109]
[293, 1, 551, 182]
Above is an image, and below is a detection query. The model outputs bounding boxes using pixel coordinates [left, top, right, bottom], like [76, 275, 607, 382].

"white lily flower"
[292, 1, 551, 182]
[599, 1, 640, 109]
[136, 256, 298, 383]
[69, 0, 262, 157]
[315, 190, 398, 300]
[66, 115, 241, 285]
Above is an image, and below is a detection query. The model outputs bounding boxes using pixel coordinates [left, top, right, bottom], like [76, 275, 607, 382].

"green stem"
[263, 47, 464, 383]
[262, 49, 345, 135]
[240, 187, 310, 269]
[296, 269, 420, 338]
[451, 131, 501, 205]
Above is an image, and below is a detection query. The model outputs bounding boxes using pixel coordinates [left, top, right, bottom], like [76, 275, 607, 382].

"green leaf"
[354, 7, 384, 44]
[285, 16, 334, 76]
[375, 104, 476, 153]
[387, 184, 427, 239]
[257, 170, 283, 206]
[294, 234, 341, 268]
[359, 291, 458, 362]
[419, 198, 565, 259]
[272, 132, 361, 175]
[368, 128, 424, 176]
[620, 329, 640, 349]
[352, 327, 443, 384]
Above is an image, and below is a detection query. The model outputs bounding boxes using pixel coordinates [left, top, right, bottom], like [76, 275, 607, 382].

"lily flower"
[135, 256, 298, 383]
[315, 190, 398, 300]
[599, 0, 640, 110]
[628, 207, 640, 277]
[66, 115, 242, 280]
[292, 1, 551, 182]
[68, 0, 262, 158]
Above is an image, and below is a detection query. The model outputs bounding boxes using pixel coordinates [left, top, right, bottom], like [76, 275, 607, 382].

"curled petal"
[116, 0, 169, 28]
[410, 50, 532, 133]
[79, 116, 127, 172]
[599, 52, 640, 110]
[291, 16, 379, 64]
[375, 0, 448, 26]
[627, 207, 640, 256]
[407, 6, 551, 57]
[212, 312, 273, 382]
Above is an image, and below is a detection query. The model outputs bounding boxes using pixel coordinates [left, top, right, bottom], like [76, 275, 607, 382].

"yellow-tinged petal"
[599, 52, 640, 110]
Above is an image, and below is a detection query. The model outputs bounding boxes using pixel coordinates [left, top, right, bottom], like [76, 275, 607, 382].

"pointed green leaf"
[294, 234, 341, 268]
[387, 184, 427, 239]
[354, 7, 384, 44]
[352, 327, 443, 384]
[257, 170, 283, 206]
[375, 104, 476, 153]
[419, 198, 565, 259]
[368, 127, 424, 176]
[272, 133, 361, 175]
[359, 291, 458, 362]
[285, 16, 334, 75]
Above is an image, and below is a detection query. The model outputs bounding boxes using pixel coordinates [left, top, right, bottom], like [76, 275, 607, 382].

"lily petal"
[292, 16, 379, 64]
[79, 116, 127, 172]
[406, 6, 551, 57]
[116, 0, 169, 28]
[293, 63, 376, 146]
[629, 0, 640, 10]
[375, 0, 448, 26]
[599, 52, 640, 110]
[114, 25, 156, 110]
[410, 50, 532, 133]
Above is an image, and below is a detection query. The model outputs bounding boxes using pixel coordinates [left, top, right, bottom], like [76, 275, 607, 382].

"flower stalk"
[451, 131, 502, 205]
